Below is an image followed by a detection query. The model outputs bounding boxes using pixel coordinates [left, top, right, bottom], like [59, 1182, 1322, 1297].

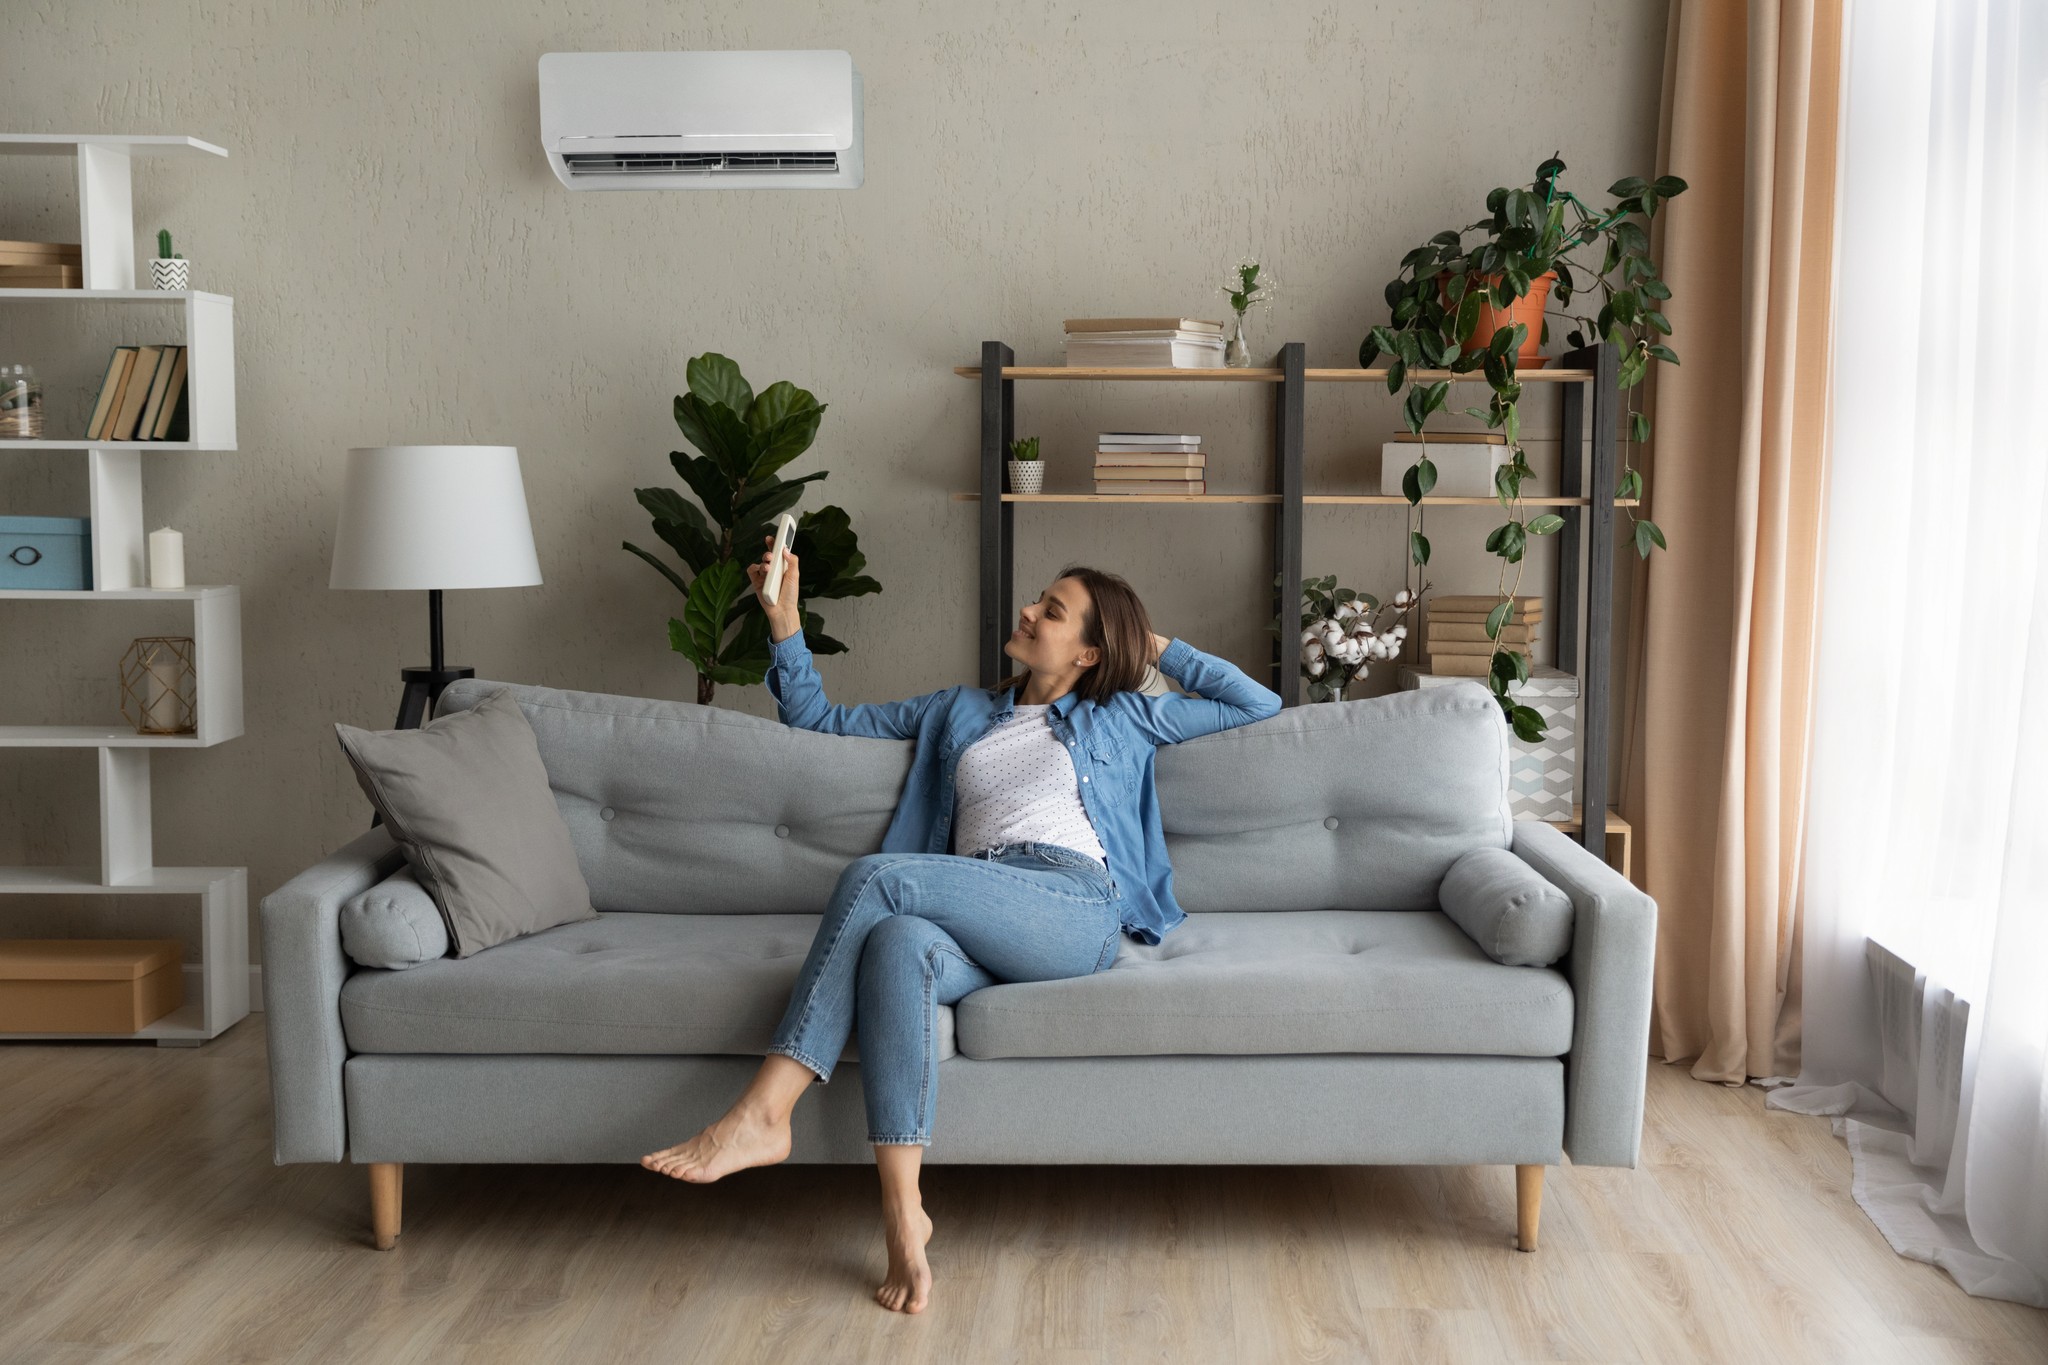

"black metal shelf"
[970, 339, 1620, 857]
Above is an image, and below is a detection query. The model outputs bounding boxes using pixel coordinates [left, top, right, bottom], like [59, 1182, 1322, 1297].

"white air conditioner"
[538, 50, 863, 191]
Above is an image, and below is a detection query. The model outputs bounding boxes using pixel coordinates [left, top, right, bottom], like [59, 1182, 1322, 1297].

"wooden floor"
[3, 1023, 2044, 1364]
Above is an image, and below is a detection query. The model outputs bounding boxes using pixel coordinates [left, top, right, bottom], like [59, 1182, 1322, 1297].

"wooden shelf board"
[0, 585, 236, 602]
[952, 493, 1638, 507]
[953, 365, 1283, 382]
[0, 865, 242, 894]
[1306, 367, 1594, 383]
[0, 134, 227, 158]
[0, 288, 230, 303]
[1544, 807, 1633, 836]
[0, 727, 219, 749]
[0, 440, 230, 452]
[0, 997, 209, 1042]
[953, 364, 1595, 383]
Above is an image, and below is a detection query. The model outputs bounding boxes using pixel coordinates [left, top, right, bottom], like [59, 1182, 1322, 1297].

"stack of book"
[1095, 433, 1205, 495]
[1425, 595, 1542, 676]
[1063, 318, 1224, 369]
[84, 345, 191, 442]
[0, 239, 83, 289]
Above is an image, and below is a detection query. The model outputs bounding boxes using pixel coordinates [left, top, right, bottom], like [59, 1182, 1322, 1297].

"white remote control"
[762, 512, 798, 605]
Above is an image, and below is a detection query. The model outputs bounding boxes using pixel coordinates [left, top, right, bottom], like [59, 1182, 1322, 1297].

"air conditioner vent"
[563, 150, 840, 176]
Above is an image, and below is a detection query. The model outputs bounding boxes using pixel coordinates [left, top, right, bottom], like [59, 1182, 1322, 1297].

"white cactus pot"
[1007, 460, 1045, 495]
[150, 258, 190, 291]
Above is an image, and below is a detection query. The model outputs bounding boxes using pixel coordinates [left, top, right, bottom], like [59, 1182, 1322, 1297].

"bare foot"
[875, 1201, 935, 1313]
[640, 1105, 792, 1183]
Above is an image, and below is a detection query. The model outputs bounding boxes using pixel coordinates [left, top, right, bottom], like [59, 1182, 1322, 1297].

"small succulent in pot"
[150, 229, 189, 291]
[1006, 435, 1045, 495]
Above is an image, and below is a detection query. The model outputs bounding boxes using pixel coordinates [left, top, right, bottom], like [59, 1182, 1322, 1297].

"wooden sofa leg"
[1515, 1164, 1543, 1252]
[369, 1162, 403, 1250]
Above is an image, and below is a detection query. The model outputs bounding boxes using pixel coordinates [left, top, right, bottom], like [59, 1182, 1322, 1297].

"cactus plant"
[156, 229, 182, 261]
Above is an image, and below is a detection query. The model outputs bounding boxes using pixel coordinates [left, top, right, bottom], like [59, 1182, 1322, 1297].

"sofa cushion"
[1438, 846, 1574, 966]
[339, 867, 449, 970]
[334, 687, 597, 956]
[432, 678, 1515, 918]
[340, 911, 956, 1062]
[1157, 684, 1515, 912]
[952, 910, 1571, 1060]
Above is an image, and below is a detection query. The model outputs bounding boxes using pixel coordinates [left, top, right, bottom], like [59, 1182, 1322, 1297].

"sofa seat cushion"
[340, 911, 956, 1062]
[952, 910, 1572, 1060]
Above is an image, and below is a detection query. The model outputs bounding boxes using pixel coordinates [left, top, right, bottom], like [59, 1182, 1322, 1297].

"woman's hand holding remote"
[750, 534, 803, 644]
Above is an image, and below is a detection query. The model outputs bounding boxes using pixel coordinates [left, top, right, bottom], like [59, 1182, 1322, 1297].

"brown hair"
[993, 564, 1155, 705]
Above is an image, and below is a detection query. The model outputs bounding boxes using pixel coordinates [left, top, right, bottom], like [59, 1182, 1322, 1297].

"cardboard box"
[0, 940, 184, 1033]
[1400, 665, 1581, 821]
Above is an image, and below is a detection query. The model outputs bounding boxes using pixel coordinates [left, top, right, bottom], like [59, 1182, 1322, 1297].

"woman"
[642, 536, 1281, 1314]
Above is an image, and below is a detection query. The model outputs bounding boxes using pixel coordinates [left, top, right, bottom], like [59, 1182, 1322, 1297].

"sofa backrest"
[436, 677, 1513, 915]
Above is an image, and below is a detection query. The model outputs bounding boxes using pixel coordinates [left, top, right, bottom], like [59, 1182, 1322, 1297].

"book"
[1093, 465, 1207, 480]
[86, 348, 137, 439]
[137, 346, 181, 440]
[1094, 480, 1208, 495]
[1064, 317, 1225, 335]
[1426, 654, 1494, 677]
[1389, 431, 1507, 445]
[108, 346, 163, 440]
[1427, 639, 1537, 658]
[1430, 594, 1543, 613]
[1427, 613, 1545, 630]
[1427, 621, 1536, 643]
[150, 347, 191, 440]
[0, 240, 82, 265]
[1100, 433, 1202, 447]
[0, 264, 82, 286]
[1064, 337, 1225, 369]
[88, 347, 139, 440]
[1094, 453, 1207, 468]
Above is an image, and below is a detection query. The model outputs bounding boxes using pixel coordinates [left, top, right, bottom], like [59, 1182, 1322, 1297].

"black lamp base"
[395, 664, 475, 730]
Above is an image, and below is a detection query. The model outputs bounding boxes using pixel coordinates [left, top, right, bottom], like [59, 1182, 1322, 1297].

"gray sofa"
[261, 676, 1656, 1253]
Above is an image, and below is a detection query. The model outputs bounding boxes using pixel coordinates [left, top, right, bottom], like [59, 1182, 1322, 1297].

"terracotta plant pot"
[1444, 271, 1554, 370]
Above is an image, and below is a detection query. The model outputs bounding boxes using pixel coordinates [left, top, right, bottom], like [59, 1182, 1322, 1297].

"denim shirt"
[764, 633, 1283, 944]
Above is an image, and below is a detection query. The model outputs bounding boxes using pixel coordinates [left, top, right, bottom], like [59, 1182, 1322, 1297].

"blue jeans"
[766, 842, 1124, 1146]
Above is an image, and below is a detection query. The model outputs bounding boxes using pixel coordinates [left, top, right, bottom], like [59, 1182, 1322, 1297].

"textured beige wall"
[0, 1, 1666, 962]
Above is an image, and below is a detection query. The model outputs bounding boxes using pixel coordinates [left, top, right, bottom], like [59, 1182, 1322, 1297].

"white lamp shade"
[330, 445, 544, 590]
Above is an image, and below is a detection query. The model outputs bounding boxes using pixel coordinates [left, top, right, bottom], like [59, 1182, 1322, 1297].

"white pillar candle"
[148, 527, 185, 590]
[141, 649, 181, 732]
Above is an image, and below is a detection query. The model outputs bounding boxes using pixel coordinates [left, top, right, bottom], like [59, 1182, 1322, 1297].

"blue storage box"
[0, 516, 92, 590]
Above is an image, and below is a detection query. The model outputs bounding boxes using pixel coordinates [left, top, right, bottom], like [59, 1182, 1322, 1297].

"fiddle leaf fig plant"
[624, 352, 882, 706]
[1359, 154, 1685, 739]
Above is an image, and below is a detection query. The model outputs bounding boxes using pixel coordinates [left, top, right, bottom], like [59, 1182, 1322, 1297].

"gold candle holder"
[119, 636, 197, 735]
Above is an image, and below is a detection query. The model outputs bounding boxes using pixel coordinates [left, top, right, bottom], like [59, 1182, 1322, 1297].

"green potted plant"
[1007, 435, 1044, 495]
[1359, 155, 1684, 740]
[624, 353, 881, 705]
[1220, 258, 1273, 368]
[150, 229, 188, 291]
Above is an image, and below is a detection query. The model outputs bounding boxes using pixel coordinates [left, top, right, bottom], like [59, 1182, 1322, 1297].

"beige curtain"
[1619, 0, 1843, 1085]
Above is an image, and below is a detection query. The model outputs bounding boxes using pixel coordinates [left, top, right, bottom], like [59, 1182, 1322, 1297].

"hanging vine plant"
[1359, 154, 1685, 740]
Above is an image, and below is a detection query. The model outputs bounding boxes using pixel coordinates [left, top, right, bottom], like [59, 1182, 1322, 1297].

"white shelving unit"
[0, 134, 247, 1046]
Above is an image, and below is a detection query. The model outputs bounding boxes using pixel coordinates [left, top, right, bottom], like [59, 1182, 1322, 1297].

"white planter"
[1007, 460, 1045, 495]
[150, 258, 190, 291]
[1380, 438, 1509, 499]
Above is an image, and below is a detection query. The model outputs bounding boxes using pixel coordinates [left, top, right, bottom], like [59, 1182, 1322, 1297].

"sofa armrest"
[1511, 820, 1658, 1168]
[259, 826, 404, 1163]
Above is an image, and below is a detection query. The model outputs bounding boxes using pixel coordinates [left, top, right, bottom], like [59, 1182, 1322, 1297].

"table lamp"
[330, 445, 542, 728]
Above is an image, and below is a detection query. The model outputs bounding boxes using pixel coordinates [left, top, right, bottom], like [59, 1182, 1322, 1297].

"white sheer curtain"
[1762, 0, 2048, 1306]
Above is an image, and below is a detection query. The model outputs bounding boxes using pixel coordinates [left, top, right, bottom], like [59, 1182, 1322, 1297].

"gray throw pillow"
[1439, 845, 1574, 966]
[334, 687, 597, 958]
[339, 866, 450, 969]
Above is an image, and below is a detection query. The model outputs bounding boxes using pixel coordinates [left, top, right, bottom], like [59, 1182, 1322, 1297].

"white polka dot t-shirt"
[951, 703, 1110, 867]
